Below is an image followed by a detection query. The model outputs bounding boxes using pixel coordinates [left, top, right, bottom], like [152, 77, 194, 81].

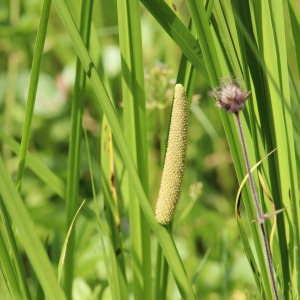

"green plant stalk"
[154, 245, 163, 300]
[235, 112, 279, 299]
[83, 125, 125, 300]
[154, 241, 169, 300]
[99, 176, 128, 300]
[63, 0, 93, 297]
[96, 47, 126, 299]
[100, 117, 128, 300]
[116, 0, 151, 298]
[288, 0, 300, 76]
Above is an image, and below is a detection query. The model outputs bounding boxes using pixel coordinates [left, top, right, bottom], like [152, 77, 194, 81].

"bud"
[155, 84, 188, 225]
[208, 78, 251, 113]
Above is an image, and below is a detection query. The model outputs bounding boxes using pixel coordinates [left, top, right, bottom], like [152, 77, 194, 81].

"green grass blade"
[58, 199, 86, 284]
[0, 156, 66, 300]
[63, 0, 93, 297]
[288, 0, 300, 78]
[154, 245, 167, 300]
[140, 0, 209, 82]
[15, 0, 51, 192]
[186, 0, 221, 84]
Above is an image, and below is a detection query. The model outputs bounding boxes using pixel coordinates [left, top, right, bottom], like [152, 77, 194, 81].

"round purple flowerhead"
[208, 79, 251, 113]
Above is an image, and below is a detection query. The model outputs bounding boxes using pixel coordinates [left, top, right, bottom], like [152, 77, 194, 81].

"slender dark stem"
[235, 112, 279, 300]
[235, 113, 263, 223]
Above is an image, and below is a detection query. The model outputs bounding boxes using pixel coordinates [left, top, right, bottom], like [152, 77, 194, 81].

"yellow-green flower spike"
[155, 84, 188, 225]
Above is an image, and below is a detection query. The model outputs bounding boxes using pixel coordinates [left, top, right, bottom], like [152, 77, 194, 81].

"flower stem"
[235, 112, 279, 300]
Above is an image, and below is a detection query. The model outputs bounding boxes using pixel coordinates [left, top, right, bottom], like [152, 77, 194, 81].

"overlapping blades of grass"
[63, 2, 93, 296]
[185, 0, 277, 298]
[100, 117, 128, 300]
[52, 0, 195, 298]
[0, 156, 66, 300]
[116, 0, 151, 298]
[1, 1, 52, 298]
[249, 1, 299, 297]
[210, 0, 300, 298]
[141, 0, 209, 82]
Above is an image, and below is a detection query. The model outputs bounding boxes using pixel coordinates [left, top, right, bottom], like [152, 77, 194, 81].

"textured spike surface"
[155, 84, 188, 225]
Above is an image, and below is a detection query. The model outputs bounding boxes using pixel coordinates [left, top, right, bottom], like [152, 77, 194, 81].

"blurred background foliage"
[0, 0, 286, 298]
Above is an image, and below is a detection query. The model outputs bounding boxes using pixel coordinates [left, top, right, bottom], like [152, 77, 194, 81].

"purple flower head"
[208, 79, 251, 113]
